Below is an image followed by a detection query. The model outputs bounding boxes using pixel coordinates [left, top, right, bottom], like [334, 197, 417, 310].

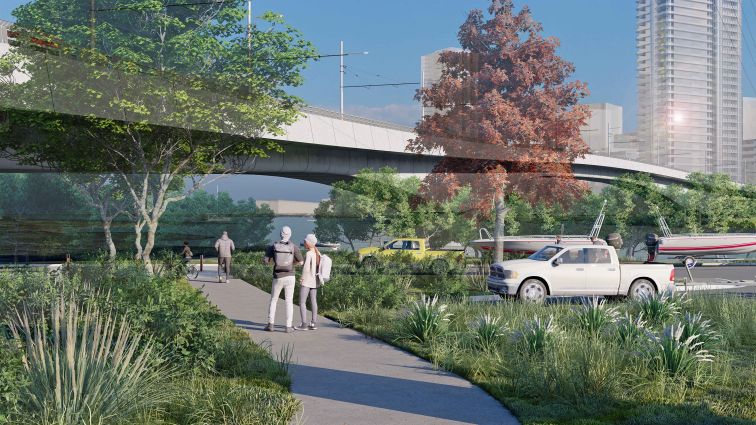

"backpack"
[317, 254, 332, 285]
[273, 241, 295, 273]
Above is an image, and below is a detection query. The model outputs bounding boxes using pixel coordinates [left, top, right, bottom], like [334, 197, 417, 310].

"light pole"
[338, 41, 369, 116]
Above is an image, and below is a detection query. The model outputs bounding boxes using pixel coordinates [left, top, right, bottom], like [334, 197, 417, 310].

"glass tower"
[637, 0, 742, 181]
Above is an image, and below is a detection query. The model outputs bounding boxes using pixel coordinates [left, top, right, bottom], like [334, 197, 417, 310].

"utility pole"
[246, 0, 252, 58]
[340, 40, 344, 116]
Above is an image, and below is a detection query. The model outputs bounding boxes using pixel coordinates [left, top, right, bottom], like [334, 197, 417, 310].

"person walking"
[264, 226, 303, 333]
[295, 234, 321, 331]
[214, 231, 235, 283]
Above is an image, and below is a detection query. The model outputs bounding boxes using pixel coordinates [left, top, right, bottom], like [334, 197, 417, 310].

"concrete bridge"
[0, 105, 690, 187]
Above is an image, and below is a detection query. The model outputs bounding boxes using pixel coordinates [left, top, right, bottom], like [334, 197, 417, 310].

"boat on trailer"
[646, 215, 756, 261]
[469, 202, 608, 255]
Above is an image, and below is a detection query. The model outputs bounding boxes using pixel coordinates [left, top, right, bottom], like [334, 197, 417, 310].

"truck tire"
[430, 258, 450, 275]
[518, 279, 547, 303]
[628, 278, 656, 300]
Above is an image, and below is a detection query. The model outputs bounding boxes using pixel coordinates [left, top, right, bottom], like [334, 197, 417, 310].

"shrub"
[471, 313, 507, 352]
[646, 323, 714, 378]
[0, 340, 26, 424]
[10, 296, 166, 425]
[319, 274, 412, 311]
[514, 315, 555, 355]
[573, 296, 618, 336]
[159, 375, 300, 425]
[634, 291, 685, 324]
[399, 295, 451, 343]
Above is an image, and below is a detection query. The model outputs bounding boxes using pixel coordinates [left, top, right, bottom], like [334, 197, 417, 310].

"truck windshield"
[528, 246, 563, 261]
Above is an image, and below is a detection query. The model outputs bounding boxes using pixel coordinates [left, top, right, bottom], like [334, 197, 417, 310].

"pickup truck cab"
[487, 245, 675, 302]
[357, 238, 463, 273]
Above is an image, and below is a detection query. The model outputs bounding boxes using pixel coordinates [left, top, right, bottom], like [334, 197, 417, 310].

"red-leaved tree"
[409, 0, 591, 262]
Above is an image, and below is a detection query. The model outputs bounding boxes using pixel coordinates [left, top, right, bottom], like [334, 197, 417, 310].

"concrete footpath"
[190, 268, 518, 425]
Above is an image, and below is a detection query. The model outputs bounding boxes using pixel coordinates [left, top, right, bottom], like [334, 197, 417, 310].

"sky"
[3, 1, 756, 201]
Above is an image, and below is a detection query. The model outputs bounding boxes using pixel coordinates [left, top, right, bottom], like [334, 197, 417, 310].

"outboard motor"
[645, 233, 659, 262]
[606, 233, 623, 250]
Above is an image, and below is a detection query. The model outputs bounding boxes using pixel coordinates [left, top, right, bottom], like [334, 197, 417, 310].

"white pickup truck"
[487, 245, 676, 302]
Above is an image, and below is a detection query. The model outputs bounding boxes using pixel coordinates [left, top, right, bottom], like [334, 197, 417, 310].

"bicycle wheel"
[187, 265, 199, 280]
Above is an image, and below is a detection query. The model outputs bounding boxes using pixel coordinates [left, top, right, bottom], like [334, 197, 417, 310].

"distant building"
[420, 48, 463, 118]
[0, 19, 29, 84]
[636, 0, 742, 181]
[580, 103, 623, 156]
[611, 132, 651, 163]
[744, 97, 756, 184]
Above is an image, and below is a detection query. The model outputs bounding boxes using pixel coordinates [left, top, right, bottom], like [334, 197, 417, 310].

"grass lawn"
[331, 294, 756, 425]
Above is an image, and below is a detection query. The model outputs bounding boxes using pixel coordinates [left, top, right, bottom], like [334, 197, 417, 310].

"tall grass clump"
[615, 312, 647, 345]
[471, 313, 507, 352]
[646, 323, 714, 378]
[399, 295, 451, 343]
[514, 315, 555, 355]
[634, 291, 685, 324]
[574, 296, 618, 336]
[10, 296, 166, 425]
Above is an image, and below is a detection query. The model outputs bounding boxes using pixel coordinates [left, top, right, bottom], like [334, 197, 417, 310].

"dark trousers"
[218, 256, 232, 278]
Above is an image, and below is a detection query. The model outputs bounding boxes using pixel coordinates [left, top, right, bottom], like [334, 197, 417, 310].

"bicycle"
[185, 261, 199, 280]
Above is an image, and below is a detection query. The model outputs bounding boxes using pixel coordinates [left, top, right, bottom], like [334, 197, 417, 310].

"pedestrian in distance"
[263, 226, 303, 333]
[215, 231, 235, 283]
[295, 234, 321, 331]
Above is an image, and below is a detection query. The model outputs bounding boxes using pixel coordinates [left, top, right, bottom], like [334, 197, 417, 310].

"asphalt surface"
[189, 267, 519, 425]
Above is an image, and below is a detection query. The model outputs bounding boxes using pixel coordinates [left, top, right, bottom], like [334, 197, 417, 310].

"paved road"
[190, 269, 518, 425]
[676, 265, 756, 282]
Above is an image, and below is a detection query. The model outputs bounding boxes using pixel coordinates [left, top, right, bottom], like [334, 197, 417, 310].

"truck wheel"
[518, 279, 547, 303]
[628, 279, 656, 300]
[430, 259, 450, 275]
[362, 257, 378, 271]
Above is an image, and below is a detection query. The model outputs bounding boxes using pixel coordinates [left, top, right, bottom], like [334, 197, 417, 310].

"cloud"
[344, 103, 420, 127]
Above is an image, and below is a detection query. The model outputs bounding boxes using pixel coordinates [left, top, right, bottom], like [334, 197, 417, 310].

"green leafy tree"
[159, 190, 274, 250]
[0, 0, 315, 268]
[314, 168, 475, 251]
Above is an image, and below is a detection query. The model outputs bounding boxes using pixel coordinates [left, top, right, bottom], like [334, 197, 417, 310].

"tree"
[314, 168, 475, 251]
[408, 0, 590, 262]
[159, 190, 274, 249]
[0, 0, 314, 268]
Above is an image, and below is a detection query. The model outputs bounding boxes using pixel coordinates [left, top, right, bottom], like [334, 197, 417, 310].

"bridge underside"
[243, 141, 690, 187]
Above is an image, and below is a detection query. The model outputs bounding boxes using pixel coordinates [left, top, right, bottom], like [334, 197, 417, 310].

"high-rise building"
[743, 97, 756, 184]
[637, 0, 742, 181]
[420, 48, 463, 117]
[1, 19, 11, 49]
[579, 103, 623, 156]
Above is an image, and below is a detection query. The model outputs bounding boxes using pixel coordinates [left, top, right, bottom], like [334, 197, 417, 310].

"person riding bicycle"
[182, 241, 193, 263]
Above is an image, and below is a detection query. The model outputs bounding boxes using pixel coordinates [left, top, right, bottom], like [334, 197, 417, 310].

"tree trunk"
[141, 220, 159, 271]
[134, 220, 145, 261]
[493, 195, 510, 263]
[103, 219, 116, 260]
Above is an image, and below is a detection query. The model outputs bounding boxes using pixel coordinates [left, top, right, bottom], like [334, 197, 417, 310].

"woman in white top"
[295, 234, 321, 331]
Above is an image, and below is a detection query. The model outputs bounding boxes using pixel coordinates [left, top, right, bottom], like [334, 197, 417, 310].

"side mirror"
[552, 257, 563, 267]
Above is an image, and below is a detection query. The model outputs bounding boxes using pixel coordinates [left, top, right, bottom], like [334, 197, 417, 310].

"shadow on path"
[290, 364, 501, 423]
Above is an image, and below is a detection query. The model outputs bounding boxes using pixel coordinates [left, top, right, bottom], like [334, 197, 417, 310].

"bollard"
[200, 254, 204, 272]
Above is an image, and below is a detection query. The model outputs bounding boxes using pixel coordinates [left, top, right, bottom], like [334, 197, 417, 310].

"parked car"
[487, 245, 675, 302]
[357, 238, 464, 274]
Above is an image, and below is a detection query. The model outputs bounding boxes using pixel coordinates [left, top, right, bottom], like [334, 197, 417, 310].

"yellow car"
[357, 238, 464, 274]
